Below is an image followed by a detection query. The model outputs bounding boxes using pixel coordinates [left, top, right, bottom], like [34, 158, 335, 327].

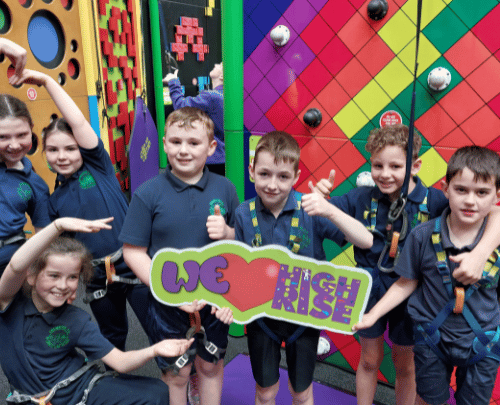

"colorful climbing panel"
[98, 0, 142, 193]
[242, 0, 500, 402]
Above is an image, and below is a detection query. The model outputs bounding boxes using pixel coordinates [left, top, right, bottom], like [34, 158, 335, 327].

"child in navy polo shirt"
[17, 68, 149, 353]
[0, 216, 193, 405]
[0, 39, 51, 274]
[120, 106, 238, 405]
[354, 146, 500, 405]
[315, 126, 500, 405]
[235, 131, 373, 405]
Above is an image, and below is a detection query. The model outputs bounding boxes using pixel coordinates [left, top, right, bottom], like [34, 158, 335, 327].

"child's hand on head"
[163, 69, 179, 84]
[1, 39, 27, 85]
[211, 306, 233, 325]
[16, 69, 48, 87]
[55, 217, 114, 234]
[153, 337, 195, 358]
[308, 169, 335, 198]
[179, 299, 207, 313]
[301, 190, 333, 218]
[206, 205, 229, 240]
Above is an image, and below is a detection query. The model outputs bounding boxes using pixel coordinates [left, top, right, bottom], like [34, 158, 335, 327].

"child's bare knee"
[256, 382, 279, 403]
[195, 357, 223, 378]
[290, 383, 313, 404]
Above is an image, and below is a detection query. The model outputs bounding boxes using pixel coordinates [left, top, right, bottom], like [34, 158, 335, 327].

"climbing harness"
[7, 361, 116, 405]
[172, 310, 225, 374]
[365, 191, 429, 272]
[83, 248, 142, 304]
[250, 194, 306, 344]
[0, 232, 26, 248]
[415, 217, 500, 365]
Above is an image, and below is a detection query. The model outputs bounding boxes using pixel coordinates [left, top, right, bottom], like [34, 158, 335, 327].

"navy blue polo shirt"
[235, 190, 344, 261]
[119, 165, 239, 256]
[396, 208, 499, 351]
[48, 139, 130, 274]
[0, 157, 50, 266]
[330, 177, 448, 271]
[0, 293, 114, 405]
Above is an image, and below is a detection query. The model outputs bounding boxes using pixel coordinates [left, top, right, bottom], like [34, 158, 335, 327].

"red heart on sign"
[219, 253, 280, 312]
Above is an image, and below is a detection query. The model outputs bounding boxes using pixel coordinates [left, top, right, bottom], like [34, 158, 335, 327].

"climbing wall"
[98, 0, 142, 193]
[242, 0, 500, 401]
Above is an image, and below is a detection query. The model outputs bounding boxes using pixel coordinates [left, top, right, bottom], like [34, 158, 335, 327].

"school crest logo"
[17, 182, 32, 202]
[46, 325, 70, 349]
[209, 199, 226, 216]
[79, 170, 96, 190]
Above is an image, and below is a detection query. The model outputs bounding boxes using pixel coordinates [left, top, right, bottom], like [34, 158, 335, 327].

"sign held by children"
[150, 241, 372, 334]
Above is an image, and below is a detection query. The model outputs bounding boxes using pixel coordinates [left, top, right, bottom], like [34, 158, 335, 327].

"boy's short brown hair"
[165, 107, 215, 142]
[446, 146, 500, 189]
[254, 131, 300, 172]
[366, 124, 421, 161]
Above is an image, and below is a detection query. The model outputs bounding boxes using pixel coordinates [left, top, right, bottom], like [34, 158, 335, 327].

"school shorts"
[87, 374, 170, 405]
[147, 297, 229, 372]
[357, 271, 414, 346]
[413, 341, 499, 405]
[246, 318, 320, 393]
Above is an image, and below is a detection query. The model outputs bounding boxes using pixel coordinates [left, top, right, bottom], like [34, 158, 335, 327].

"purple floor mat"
[221, 354, 363, 404]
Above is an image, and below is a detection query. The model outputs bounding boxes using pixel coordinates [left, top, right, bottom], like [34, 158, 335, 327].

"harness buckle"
[93, 289, 106, 300]
[205, 341, 217, 355]
[175, 354, 189, 369]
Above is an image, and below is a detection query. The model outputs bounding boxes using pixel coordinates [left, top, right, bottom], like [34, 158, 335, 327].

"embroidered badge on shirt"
[46, 325, 70, 349]
[79, 170, 96, 190]
[210, 199, 226, 216]
[17, 182, 32, 202]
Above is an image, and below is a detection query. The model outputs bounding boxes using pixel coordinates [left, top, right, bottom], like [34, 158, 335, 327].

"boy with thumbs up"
[119, 107, 239, 405]
[234, 131, 373, 405]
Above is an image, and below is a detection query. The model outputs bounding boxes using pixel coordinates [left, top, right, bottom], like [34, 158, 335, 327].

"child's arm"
[352, 276, 418, 332]
[206, 204, 235, 240]
[302, 189, 373, 249]
[451, 206, 500, 285]
[0, 217, 113, 311]
[101, 338, 194, 373]
[18, 69, 98, 149]
[122, 244, 152, 286]
[0, 38, 27, 84]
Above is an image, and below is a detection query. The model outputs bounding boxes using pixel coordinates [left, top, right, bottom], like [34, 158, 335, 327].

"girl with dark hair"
[17, 67, 149, 353]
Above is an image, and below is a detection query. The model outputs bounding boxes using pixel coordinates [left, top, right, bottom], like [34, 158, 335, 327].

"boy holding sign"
[119, 107, 239, 405]
[235, 131, 373, 405]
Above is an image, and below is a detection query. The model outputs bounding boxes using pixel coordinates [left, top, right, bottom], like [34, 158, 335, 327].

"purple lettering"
[199, 256, 230, 293]
[309, 272, 335, 319]
[271, 264, 301, 313]
[331, 277, 361, 324]
[161, 260, 200, 293]
[297, 268, 312, 315]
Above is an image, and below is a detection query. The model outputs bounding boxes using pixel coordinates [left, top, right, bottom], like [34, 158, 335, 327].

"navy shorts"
[88, 374, 170, 405]
[413, 342, 499, 405]
[246, 319, 320, 393]
[147, 297, 229, 372]
[357, 271, 414, 346]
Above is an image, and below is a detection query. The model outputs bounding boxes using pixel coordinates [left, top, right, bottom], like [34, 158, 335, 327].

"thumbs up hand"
[207, 204, 230, 240]
[309, 169, 336, 198]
